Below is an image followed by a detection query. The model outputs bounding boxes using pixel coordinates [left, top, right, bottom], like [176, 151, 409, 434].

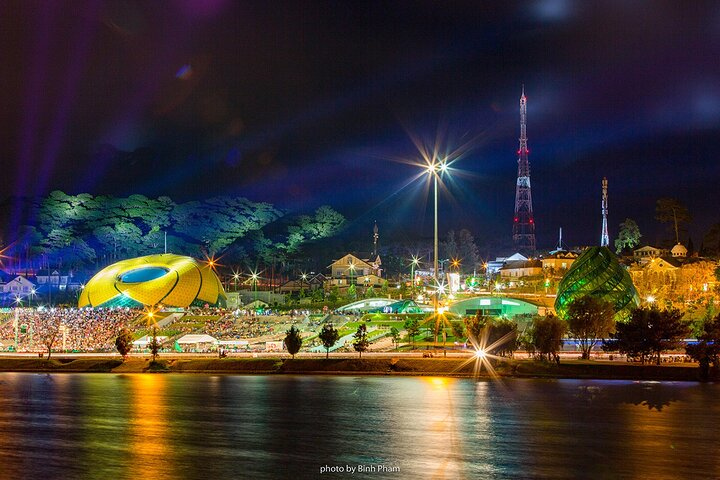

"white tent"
[176, 334, 218, 345]
[217, 340, 249, 346]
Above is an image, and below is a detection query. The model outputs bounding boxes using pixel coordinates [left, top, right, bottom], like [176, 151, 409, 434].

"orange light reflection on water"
[418, 377, 467, 479]
[128, 374, 174, 476]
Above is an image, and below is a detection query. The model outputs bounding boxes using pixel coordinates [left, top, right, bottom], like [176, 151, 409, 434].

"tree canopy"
[353, 323, 369, 358]
[440, 229, 479, 273]
[530, 315, 567, 362]
[567, 296, 616, 359]
[284, 325, 303, 358]
[614, 218, 641, 254]
[318, 323, 340, 359]
[9, 191, 344, 272]
[605, 307, 689, 365]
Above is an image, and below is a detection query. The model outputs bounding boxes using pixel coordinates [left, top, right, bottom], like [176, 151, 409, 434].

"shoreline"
[0, 357, 708, 382]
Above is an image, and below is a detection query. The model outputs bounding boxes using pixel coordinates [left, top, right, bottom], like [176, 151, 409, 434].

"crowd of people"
[209, 316, 276, 340]
[0, 307, 139, 352]
[0, 307, 311, 353]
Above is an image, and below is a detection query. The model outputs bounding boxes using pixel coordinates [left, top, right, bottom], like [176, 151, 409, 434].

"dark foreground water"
[0, 374, 718, 479]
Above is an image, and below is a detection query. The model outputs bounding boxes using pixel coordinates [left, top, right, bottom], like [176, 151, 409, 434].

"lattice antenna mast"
[512, 86, 536, 252]
[557, 227, 563, 251]
[601, 177, 609, 247]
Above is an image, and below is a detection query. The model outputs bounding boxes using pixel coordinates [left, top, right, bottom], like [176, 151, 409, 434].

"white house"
[0, 275, 37, 298]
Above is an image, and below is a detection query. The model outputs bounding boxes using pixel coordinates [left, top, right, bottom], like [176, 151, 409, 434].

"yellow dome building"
[78, 254, 226, 308]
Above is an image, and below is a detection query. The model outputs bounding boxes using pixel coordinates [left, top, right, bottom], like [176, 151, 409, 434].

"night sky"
[1, 1, 719, 249]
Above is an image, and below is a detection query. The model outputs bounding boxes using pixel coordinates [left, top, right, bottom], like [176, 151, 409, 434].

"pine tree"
[353, 323, 369, 358]
[318, 323, 340, 359]
[284, 325, 303, 359]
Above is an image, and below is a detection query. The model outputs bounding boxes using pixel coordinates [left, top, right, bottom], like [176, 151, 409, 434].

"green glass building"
[555, 246, 639, 321]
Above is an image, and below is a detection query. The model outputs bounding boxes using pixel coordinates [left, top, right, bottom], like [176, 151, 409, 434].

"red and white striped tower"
[512, 86, 536, 252]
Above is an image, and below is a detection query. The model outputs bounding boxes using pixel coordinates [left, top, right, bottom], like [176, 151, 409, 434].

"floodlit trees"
[318, 323, 340, 359]
[606, 307, 690, 365]
[490, 319, 519, 357]
[115, 328, 134, 360]
[346, 284, 357, 301]
[463, 313, 518, 357]
[311, 288, 324, 303]
[529, 315, 567, 363]
[677, 261, 716, 301]
[464, 310, 486, 342]
[390, 327, 400, 350]
[353, 323, 369, 358]
[615, 218, 642, 254]
[440, 229, 479, 273]
[567, 296, 616, 359]
[404, 318, 420, 347]
[14, 191, 345, 273]
[284, 325, 303, 359]
[450, 321, 465, 340]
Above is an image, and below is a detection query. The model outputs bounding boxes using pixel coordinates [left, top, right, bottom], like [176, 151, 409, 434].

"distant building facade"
[542, 251, 579, 273]
[325, 253, 383, 290]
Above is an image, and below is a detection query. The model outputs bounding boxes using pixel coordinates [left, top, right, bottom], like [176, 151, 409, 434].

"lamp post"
[424, 160, 447, 349]
[409, 256, 420, 298]
[300, 272, 308, 299]
[251, 271, 259, 302]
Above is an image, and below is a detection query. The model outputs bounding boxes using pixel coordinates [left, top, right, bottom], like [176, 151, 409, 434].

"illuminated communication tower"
[512, 86, 536, 252]
[601, 177, 609, 247]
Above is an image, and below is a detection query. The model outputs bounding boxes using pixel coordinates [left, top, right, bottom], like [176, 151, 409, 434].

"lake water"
[0, 373, 718, 479]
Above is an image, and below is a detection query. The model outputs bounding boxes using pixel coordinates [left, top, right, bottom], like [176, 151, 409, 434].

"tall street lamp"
[423, 160, 448, 349]
[409, 256, 420, 298]
[250, 271, 259, 302]
[232, 271, 240, 291]
[300, 272, 308, 297]
[348, 262, 356, 299]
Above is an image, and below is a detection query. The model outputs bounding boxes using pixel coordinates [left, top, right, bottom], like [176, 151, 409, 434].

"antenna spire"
[373, 221, 379, 257]
[557, 227, 563, 251]
[601, 177, 609, 247]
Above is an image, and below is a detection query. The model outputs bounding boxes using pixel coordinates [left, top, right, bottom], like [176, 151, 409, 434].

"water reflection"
[127, 374, 175, 477]
[568, 380, 692, 411]
[0, 374, 717, 479]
